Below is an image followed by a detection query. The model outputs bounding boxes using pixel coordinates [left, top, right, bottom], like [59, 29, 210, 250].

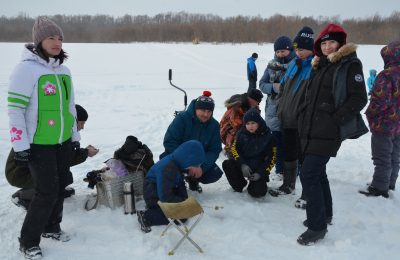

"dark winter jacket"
[247, 57, 257, 81]
[5, 147, 89, 189]
[231, 110, 276, 175]
[366, 41, 400, 137]
[145, 140, 205, 204]
[162, 99, 222, 173]
[278, 55, 314, 129]
[298, 43, 368, 157]
[259, 51, 296, 131]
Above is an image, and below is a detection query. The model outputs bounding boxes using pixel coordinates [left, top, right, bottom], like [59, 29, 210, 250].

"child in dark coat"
[137, 140, 205, 233]
[222, 108, 275, 198]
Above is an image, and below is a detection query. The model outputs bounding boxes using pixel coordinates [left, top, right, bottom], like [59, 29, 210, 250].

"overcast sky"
[2, 0, 399, 19]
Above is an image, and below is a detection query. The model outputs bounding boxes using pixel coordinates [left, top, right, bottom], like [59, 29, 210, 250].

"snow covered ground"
[0, 42, 398, 260]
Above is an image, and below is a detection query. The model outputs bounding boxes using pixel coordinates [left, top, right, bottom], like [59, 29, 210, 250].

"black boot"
[359, 185, 389, 198]
[137, 210, 151, 233]
[303, 216, 332, 227]
[297, 228, 328, 245]
[185, 176, 203, 193]
[269, 160, 298, 196]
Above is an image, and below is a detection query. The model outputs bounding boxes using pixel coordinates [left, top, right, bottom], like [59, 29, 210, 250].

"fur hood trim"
[312, 43, 357, 70]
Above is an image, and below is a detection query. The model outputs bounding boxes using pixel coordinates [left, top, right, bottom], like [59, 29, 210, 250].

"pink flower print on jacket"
[43, 82, 56, 95]
[10, 127, 23, 142]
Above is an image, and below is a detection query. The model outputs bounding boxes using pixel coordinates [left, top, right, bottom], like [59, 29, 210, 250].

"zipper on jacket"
[55, 74, 64, 144]
[62, 77, 69, 100]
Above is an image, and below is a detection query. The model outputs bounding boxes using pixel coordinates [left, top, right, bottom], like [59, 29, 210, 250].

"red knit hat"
[195, 90, 215, 111]
[314, 23, 347, 57]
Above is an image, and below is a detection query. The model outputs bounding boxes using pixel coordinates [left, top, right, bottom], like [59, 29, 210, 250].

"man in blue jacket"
[160, 91, 223, 193]
[137, 140, 205, 233]
[247, 53, 258, 92]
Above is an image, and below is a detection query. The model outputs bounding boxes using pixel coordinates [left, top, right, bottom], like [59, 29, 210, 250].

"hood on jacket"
[314, 23, 347, 57]
[172, 140, 205, 169]
[22, 43, 62, 69]
[381, 40, 400, 69]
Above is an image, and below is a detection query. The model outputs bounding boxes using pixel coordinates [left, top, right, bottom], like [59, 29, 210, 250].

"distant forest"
[1, 12, 399, 44]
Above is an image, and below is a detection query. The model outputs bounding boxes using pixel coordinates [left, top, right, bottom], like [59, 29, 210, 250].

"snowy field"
[0, 42, 398, 260]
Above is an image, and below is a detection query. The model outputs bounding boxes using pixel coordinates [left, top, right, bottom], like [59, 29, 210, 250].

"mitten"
[241, 164, 252, 178]
[14, 149, 31, 167]
[249, 172, 261, 181]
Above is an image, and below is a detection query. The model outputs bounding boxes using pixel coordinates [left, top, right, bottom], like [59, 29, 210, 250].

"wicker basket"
[85, 169, 145, 211]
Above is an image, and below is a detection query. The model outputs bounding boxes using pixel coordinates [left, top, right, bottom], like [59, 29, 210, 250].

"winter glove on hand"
[272, 83, 280, 94]
[241, 164, 252, 178]
[249, 172, 261, 181]
[71, 141, 80, 151]
[14, 149, 31, 167]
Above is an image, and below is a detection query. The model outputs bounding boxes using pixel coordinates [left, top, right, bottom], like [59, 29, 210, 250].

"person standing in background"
[361, 41, 400, 198]
[367, 69, 377, 95]
[259, 36, 295, 180]
[7, 17, 80, 259]
[247, 52, 258, 92]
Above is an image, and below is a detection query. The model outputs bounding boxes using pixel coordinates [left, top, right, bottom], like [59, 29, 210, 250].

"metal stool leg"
[168, 213, 204, 255]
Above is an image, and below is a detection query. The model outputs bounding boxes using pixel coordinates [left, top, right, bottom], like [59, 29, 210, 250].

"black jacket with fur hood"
[297, 43, 368, 157]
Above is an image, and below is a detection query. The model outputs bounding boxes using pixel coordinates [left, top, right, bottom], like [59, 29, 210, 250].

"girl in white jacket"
[8, 17, 80, 260]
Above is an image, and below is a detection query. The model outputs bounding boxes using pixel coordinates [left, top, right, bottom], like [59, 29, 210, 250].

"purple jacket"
[366, 41, 400, 136]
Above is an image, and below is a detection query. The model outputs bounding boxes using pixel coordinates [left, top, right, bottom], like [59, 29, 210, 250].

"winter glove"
[14, 149, 31, 167]
[241, 164, 252, 178]
[71, 141, 80, 151]
[249, 173, 261, 181]
[272, 83, 280, 94]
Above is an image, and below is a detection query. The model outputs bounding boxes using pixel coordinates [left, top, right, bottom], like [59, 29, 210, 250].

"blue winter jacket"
[146, 140, 205, 202]
[162, 99, 222, 173]
[367, 69, 377, 93]
[247, 57, 257, 81]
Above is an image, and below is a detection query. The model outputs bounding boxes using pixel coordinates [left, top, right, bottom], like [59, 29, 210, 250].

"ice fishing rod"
[169, 69, 187, 115]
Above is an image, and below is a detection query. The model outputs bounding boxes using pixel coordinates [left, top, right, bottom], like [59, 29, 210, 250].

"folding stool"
[158, 196, 204, 255]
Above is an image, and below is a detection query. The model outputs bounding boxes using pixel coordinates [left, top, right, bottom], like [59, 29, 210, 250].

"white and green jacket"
[8, 45, 80, 152]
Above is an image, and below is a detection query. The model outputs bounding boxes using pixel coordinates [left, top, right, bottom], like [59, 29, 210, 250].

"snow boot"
[359, 185, 389, 198]
[63, 187, 75, 198]
[20, 245, 42, 260]
[297, 228, 328, 246]
[137, 210, 151, 233]
[295, 192, 307, 209]
[42, 231, 71, 242]
[269, 161, 297, 197]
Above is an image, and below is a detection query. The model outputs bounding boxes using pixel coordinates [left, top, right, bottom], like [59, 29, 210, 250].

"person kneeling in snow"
[222, 108, 276, 198]
[137, 140, 205, 233]
[160, 90, 223, 193]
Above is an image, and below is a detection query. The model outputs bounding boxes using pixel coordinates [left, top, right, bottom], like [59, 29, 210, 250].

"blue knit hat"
[274, 36, 293, 52]
[293, 26, 314, 51]
[243, 107, 264, 125]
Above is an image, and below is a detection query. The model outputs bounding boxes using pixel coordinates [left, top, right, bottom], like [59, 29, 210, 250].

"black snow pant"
[222, 159, 267, 198]
[20, 140, 72, 248]
[247, 79, 257, 93]
[300, 154, 332, 231]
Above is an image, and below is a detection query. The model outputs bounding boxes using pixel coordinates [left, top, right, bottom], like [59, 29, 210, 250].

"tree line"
[1, 12, 399, 44]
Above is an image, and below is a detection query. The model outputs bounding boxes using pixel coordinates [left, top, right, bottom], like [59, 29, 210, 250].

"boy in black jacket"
[222, 108, 276, 198]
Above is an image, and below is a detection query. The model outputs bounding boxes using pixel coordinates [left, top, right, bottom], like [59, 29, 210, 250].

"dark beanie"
[293, 26, 314, 51]
[243, 107, 264, 125]
[75, 104, 88, 121]
[274, 36, 293, 52]
[195, 91, 215, 111]
[248, 89, 263, 103]
[252, 52, 258, 59]
[32, 17, 64, 46]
